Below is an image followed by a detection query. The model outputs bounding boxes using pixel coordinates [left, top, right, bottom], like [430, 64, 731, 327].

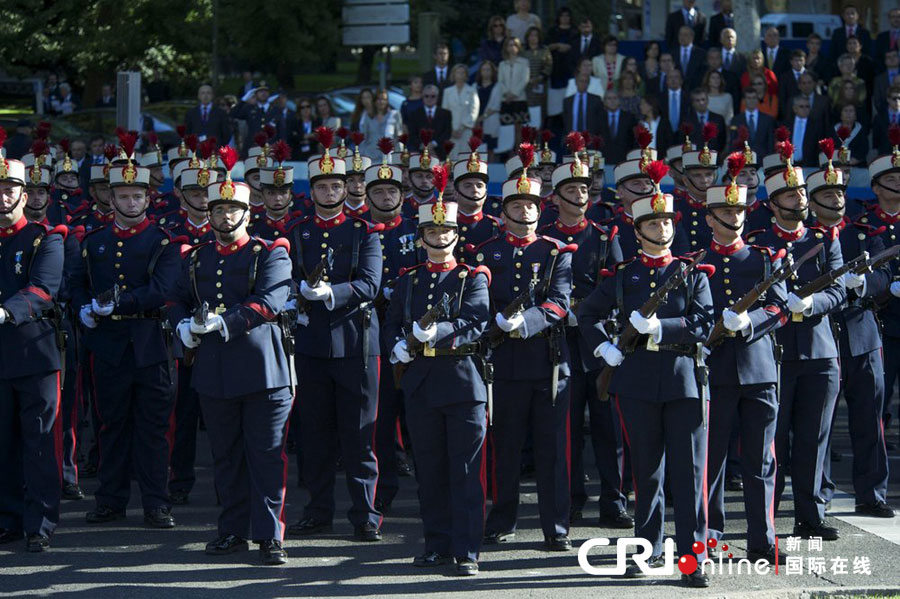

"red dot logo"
[678, 554, 698, 575]
[692, 541, 705, 554]
[707, 538, 717, 548]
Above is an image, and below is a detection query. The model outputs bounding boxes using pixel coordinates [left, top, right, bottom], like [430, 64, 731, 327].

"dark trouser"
[91, 353, 174, 512]
[0, 371, 62, 537]
[882, 335, 900, 426]
[200, 387, 293, 541]
[708, 383, 778, 551]
[374, 355, 403, 505]
[774, 357, 839, 525]
[616, 395, 707, 559]
[486, 378, 570, 538]
[60, 359, 80, 486]
[298, 356, 381, 528]
[569, 365, 626, 517]
[822, 349, 889, 506]
[407, 399, 486, 561]
[169, 361, 201, 495]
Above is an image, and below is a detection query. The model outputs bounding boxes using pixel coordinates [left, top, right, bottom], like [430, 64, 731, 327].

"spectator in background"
[873, 86, 900, 155]
[270, 93, 298, 147]
[563, 73, 602, 135]
[45, 73, 60, 103]
[804, 33, 829, 86]
[53, 83, 79, 115]
[705, 46, 741, 113]
[778, 49, 807, 121]
[546, 7, 576, 120]
[873, 50, 900, 116]
[797, 71, 831, 127]
[566, 57, 603, 98]
[665, 0, 706, 51]
[674, 26, 705, 91]
[4, 120, 32, 160]
[592, 35, 625, 93]
[87, 136, 106, 166]
[350, 88, 374, 132]
[845, 36, 875, 100]
[743, 73, 778, 119]
[763, 27, 791, 75]
[236, 71, 256, 97]
[708, 0, 735, 49]
[315, 96, 341, 131]
[639, 41, 661, 82]
[732, 88, 775, 159]
[647, 52, 674, 97]
[684, 88, 727, 158]
[571, 17, 601, 69]
[661, 68, 689, 134]
[497, 36, 531, 146]
[95, 84, 115, 108]
[832, 79, 867, 125]
[831, 4, 872, 60]
[639, 95, 671, 151]
[742, 49, 778, 98]
[422, 43, 453, 101]
[720, 28, 746, 77]
[400, 75, 424, 132]
[522, 26, 552, 128]
[442, 65, 480, 159]
[874, 8, 900, 71]
[505, 0, 541, 45]
[598, 89, 636, 164]
[617, 71, 642, 119]
[360, 89, 403, 158]
[705, 70, 734, 126]
[475, 61, 501, 153]
[407, 84, 452, 156]
[833, 103, 868, 166]
[781, 95, 825, 167]
[479, 15, 508, 68]
[828, 54, 866, 109]
[184, 83, 232, 144]
[296, 98, 318, 160]
[145, 69, 171, 103]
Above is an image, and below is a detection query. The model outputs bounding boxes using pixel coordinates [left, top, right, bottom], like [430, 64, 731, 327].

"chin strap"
[420, 230, 458, 250]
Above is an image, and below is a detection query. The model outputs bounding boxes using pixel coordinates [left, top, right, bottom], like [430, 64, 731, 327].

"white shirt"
[581, 35, 592, 53]
[792, 117, 807, 160]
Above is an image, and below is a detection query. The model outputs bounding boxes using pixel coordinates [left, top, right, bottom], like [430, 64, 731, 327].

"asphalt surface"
[2, 400, 900, 599]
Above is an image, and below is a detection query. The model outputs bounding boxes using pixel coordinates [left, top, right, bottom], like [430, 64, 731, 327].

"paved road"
[2, 401, 900, 598]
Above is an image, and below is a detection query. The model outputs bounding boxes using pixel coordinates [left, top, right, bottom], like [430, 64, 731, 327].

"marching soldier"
[577, 160, 714, 587]
[143, 134, 177, 217]
[344, 135, 372, 218]
[538, 134, 629, 529]
[250, 141, 301, 241]
[678, 127, 719, 252]
[403, 135, 437, 219]
[244, 131, 273, 221]
[71, 151, 117, 233]
[453, 137, 501, 261]
[704, 153, 788, 565]
[476, 144, 574, 551]
[51, 139, 88, 219]
[0, 157, 66, 552]
[746, 143, 845, 540]
[71, 136, 181, 529]
[384, 169, 491, 575]
[810, 142, 894, 519]
[169, 147, 294, 565]
[286, 128, 385, 542]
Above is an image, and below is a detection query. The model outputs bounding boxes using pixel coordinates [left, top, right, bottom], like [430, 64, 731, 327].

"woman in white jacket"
[442, 64, 480, 160]
[592, 35, 625, 93]
[497, 36, 531, 147]
[359, 89, 402, 158]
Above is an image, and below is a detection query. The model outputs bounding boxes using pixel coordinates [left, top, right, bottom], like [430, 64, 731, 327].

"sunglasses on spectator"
[891, 96, 900, 101]
[424, 94, 437, 98]
[300, 104, 311, 109]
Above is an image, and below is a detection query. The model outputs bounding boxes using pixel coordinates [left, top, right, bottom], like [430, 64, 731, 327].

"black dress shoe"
[169, 491, 190, 505]
[483, 530, 515, 544]
[144, 507, 176, 528]
[725, 477, 744, 492]
[80, 464, 98, 479]
[624, 554, 664, 578]
[354, 522, 382, 542]
[0, 528, 23, 544]
[259, 539, 287, 565]
[856, 501, 895, 518]
[374, 497, 392, 513]
[598, 510, 634, 529]
[397, 459, 412, 477]
[62, 483, 85, 500]
[830, 449, 843, 462]
[26, 534, 50, 553]
[287, 517, 333, 536]
[206, 534, 249, 555]
[544, 534, 572, 551]
[747, 546, 787, 565]
[456, 557, 479, 575]
[681, 570, 710, 587]
[413, 551, 452, 567]
[793, 520, 839, 540]
[86, 506, 126, 524]
[569, 508, 583, 525]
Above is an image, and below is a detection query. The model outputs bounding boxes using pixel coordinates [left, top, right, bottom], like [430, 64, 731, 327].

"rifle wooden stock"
[393, 292, 456, 386]
[487, 280, 536, 346]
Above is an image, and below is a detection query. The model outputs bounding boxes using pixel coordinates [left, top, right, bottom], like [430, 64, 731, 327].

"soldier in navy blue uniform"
[746, 153, 845, 540]
[577, 165, 714, 587]
[678, 140, 718, 252]
[71, 161, 117, 233]
[249, 142, 302, 242]
[51, 140, 89, 220]
[539, 142, 631, 529]
[71, 148, 182, 529]
[728, 142, 771, 233]
[344, 142, 372, 219]
[141, 136, 178, 218]
[816, 140, 871, 220]
[403, 149, 438, 219]
[244, 137, 272, 222]
[169, 152, 294, 565]
[285, 138, 385, 542]
[0, 158, 66, 552]
[703, 156, 789, 565]
[806, 156, 894, 519]
[453, 141, 501, 261]
[474, 151, 574, 551]
[385, 184, 491, 575]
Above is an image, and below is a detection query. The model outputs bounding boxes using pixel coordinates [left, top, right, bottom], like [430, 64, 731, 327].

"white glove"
[892, 281, 900, 298]
[0, 308, 7, 325]
[190, 313, 225, 335]
[566, 310, 578, 327]
[495, 311, 525, 332]
[412, 321, 438, 344]
[300, 280, 333, 302]
[842, 272, 865, 290]
[284, 298, 298, 312]
[296, 312, 310, 327]
[382, 286, 394, 301]
[79, 305, 98, 329]
[629, 310, 661, 337]
[91, 298, 115, 316]
[593, 341, 624, 366]
[176, 319, 200, 349]
[787, 292, 814, 315]
[391, 339, 413, 364]
[722, 309, 752, 333]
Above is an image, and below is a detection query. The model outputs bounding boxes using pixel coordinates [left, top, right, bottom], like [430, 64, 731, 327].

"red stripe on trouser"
[279, 393, 294, 541]
[613, 395, 637, 502]
[54, 371, 63, 483]
[165, 360, 179, 458]
[371, 356, 383, 528]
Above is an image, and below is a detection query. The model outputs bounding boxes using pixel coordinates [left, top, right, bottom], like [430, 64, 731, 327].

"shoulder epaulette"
[350, 213, 384, 233]
[460, 263, 492, 286]
[180, 239, 214, 259]
[539, 235, 577, 253]
[252, 236, 291, 252]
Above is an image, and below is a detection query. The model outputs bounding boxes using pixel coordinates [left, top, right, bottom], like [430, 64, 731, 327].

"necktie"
[576, 94, 584, 131]
[768, 49, 775, 68]
[892, 30, 898, 50]
[682, 48, 689, 67]
[748, 112, 756, 137]
[686, 10, 693, 26]
[670, 92, 679, 131]
[847, 26, 854, 38]
[610, 112, 617, 137]
[724, 50, 732, 68]
[427, 108, 434, 124]
[202, 106, 208, 123]
[793, 119, 805, 162]
[699, 113, 705, 126]
[582, 37, 588, 53]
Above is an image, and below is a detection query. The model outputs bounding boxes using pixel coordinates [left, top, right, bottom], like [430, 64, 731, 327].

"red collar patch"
[216, 233, 251, 255]
[314, 211, 347, 229]
[554, 219, 588, 235]
[344, 203, 368, 216]
[112, 218, 150, 239]
[773, 223, 805, 241]
[710, 237, 745, 255]
[875, 207, 900, 225]
[0, 216, 28, 237]
[426, 259, 458, 272]
[186, 219, 211, 237]
[640, 252, 674, 267]
[457, 210, 484, 225]
[382, 214, 404, 231]
[505, 232, 537, 247]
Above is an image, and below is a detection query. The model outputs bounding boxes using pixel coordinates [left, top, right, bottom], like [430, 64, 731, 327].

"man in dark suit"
[406, 84, 452, 158]
[269, 93, 298, 147]
[421, 44, 453, 103]
[184, 84, 232, 145]
[708, 0, 735, 49]
[762, 27, 791, 76]
[647, 53, 675, 98]
[94, 84, 115, 108]
[797, 72, 832, 130]
[731, 88, 775, 158]
[597, 89, 636, 165]
[665, 0, 706, 51]
[684, 88, 727, 162]
[873, 50, 900, 115]
[874, 9, 900, 71]
[720, 28, 747, 78]
[571, 17, 602, 69]
[4, 120, 32, 160]
[831, 4, 872, 61]
[781, 95, 826, 168]
[235, 71, 257, 98]
[674, 26, 706, 90]
[230, 83, 278, 156]
[778, 50, 809, 121]
[563, 74, 603, 136]
[873, 91, 900, 155]
[706, 47, 741, 113]
[661, 69, 691, 137]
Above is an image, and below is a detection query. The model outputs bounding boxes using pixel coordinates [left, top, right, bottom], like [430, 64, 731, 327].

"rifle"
[374, 277, 397, 311]
[393, 292, 456, 386]
[487, 279, 537, 347]
[91, 284, 120, 317]
[857, 245, 900, 309]
[296, 246, 335, 313]
[705, 243, 823, 349]
[788, 248, 889, 321]
[595, 250, 707, 401]
[183, 300, 208, 366]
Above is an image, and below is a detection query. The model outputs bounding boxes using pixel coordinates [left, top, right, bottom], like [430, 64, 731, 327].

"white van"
[759, 13, 843, 41]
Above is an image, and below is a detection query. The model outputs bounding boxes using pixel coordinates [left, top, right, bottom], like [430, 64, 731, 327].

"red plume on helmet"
[0, 128, 7, 148]
[471, 126, 483, 140]
[314, 126, 334, 150]
[377, 137, 394, 158]
[468, 135, 482, 152]
[727, 151, 746, 180]
[217, 145, 238, 174]
[680, 122, 694, 138]
[836, 126, 851, 142]
[271, 140, 291, 164]
[776, 140, 794, 161]
[818, 138, 835, 161]
[733, 125, 749, 147]
[397, 133, 408, 146]
[264, 124, 276, 140]
[889, 124, 900, 148]
[775, 125, 790, 142]
[564, 131, 585, 153]
[118, 130, 138, 160]
[442, 140, 455, 158]
[103, 144, 118, 161]
[197, 139, 214, 160]
[336, 127, 350, 142]
[541, 129, 553, 145]
[176, 124, 186, 139]
[591, 134, 605, 150]
[146, 131, 158, 146]
[30, 139, 49, 158]
[34, 121, 52, 140]
[702, 122, 718, 144]
[432, 164, 450, 196]
[350, 132, 365, 147]
[634, 125, 652, 149]
[184, 134, 198, 153]
[644, 160, 669, 185]
[521, 126, 536, 144]
[419, 128, 433, 148]
[253, 131, 268, 148]
[517, 142, 535, 171]
[59, 138, 71, 154]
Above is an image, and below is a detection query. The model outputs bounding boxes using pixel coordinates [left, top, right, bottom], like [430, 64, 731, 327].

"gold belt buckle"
[792, 312, 804, 322]
[110, 315, 122, 321]
[509, 329, 523, 339]
[215, 306, 227, 315]
[646, 336, 659, 352]
[422, 344, 435, 357]
[725, 330, 736, 337]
